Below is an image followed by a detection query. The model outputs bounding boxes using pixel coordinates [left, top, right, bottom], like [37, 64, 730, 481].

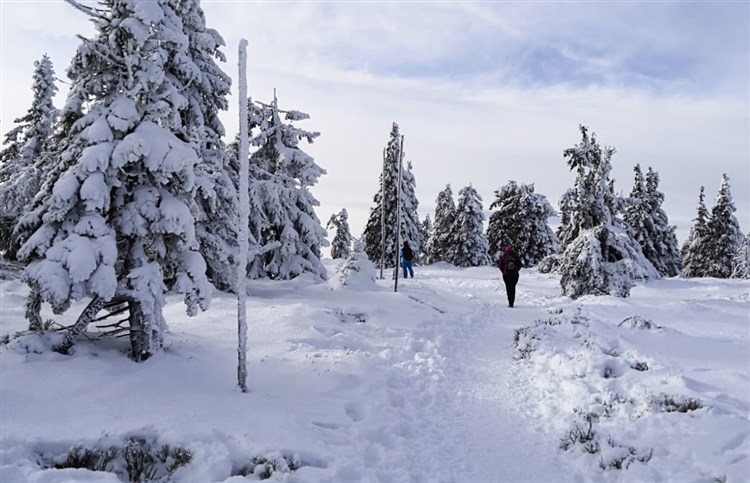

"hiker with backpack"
[401, 241, 415, 278]
[497, 245, 522, 307]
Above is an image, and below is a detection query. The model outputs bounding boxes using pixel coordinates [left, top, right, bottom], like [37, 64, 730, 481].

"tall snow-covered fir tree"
[448, 185, 492, 267]
[681, 186, 711, 278]
[486, 181, 559, 266]
[427, 184, 456, 264]
[644, 167, 681, 276]
[731, 234, 750, 279]
[327, 208, 352, 259]
[17, 0, 213, 361]
[623, 165, 681, 277]
[419, 214, 433, 264]
[362, 123, 421, 268]
[399, 160, 422, 260]
[556, 126, 658, 298]
[704, 174, 743, 278]
[170, 0, 241, 293]
[240, 93, 328, 280]
[0, 55, 58, 257]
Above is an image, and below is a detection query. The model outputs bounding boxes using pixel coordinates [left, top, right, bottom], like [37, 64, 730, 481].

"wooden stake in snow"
[237, 39, 249, 393]
[394, 135, 404, 293]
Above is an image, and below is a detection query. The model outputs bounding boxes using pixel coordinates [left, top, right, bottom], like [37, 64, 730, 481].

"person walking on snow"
[497, 245, 522, 307]
[401, 241, 415, 278]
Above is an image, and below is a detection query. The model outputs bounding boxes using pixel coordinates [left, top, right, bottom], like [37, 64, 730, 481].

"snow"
[1, 262, 748, 482]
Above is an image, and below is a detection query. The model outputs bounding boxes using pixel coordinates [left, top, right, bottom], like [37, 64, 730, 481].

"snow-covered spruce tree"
[681, 186, 711, 278]
[326, 208, 352, 259]
[486, 181, 559, 266]
[362, 123, 416, 268]
[399, 160, 422, 261]
[623, 165, 681, 277]
[241, 93, 328, 280]
[419, 214, 433, 264]
[556, 126, 658, 298]
[428, 184, 456, 264]
[0, 55, 58, 258]
[644, 167, 681, 276]
[170, 0, 241, 292]
[704, 174, 744, 278]
[448, 185, 492, 267]
[17, 0, 213, 360]
[731, 234, 750, 279]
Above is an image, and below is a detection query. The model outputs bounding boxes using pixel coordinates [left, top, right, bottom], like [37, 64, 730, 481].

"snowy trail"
[390, 267, 574, 482]
[3, 264, 746, 482]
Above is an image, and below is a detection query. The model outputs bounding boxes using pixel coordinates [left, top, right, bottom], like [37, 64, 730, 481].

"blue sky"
[1, 1, 748, 245]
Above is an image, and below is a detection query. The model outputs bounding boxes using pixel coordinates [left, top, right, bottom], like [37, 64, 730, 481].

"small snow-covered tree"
[0, 55, 58, 257]
[326, 239, 377, 290]
[556, 126, 657, 298]
[241, 93, 328, 280]
[17, 0, 213, 360]
[419, 214, 433, 264]
[704, 174, 743, 278]
[428, 184, 456, 263]
[486, 181, 559, 266]
[731, 234, 750, 279]
[327, 208, 352, 259]
[448, 184, 492, 267]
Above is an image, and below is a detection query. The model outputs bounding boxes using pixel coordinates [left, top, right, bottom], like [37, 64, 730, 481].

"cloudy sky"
[1, 1, 748, 245]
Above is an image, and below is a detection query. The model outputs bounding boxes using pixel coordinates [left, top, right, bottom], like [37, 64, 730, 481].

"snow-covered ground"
[1, 261, 748, 482]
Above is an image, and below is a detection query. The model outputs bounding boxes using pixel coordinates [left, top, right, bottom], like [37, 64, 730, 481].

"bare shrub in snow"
[560, 410, 599, 454]
[55, 445, 120, 473]
[652, 394, 703, 413]
[618, 315, 660, 330]
[236, 452, 302, 479]
[40, 436, 192, 482]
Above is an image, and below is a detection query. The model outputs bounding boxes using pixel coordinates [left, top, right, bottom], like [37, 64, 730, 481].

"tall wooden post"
[237, 39, 249, 393]
[394, 135, 404, 292]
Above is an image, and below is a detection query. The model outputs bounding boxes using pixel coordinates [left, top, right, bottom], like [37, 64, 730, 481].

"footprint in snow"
[345, 401, 366, 422]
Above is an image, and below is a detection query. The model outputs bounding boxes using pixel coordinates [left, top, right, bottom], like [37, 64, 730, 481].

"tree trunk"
[127, 299, 151, 362]
[25, 285, 43, 332]
[55, 295, 106, 354]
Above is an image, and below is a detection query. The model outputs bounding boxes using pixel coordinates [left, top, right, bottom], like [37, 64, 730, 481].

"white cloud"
[1, 0, 747, 247]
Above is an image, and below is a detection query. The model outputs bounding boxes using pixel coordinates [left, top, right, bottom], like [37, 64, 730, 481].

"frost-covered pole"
[394, 135, 404, 292]
[237, 39, 249, 393]
[379, 148, 386, 280]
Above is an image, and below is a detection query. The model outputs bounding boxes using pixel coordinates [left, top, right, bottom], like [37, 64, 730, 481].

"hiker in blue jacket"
[497, 245, 522, 307]
[401, 241, 415, 278]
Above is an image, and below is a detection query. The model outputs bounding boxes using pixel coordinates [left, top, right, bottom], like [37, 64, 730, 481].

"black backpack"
[402, 244, 414, 261]
[502, 253, 520, 273]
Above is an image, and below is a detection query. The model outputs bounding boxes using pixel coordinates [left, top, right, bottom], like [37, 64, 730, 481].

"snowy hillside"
[1, 262, 748, 482]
